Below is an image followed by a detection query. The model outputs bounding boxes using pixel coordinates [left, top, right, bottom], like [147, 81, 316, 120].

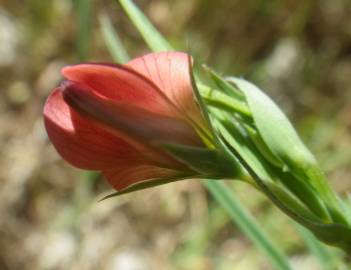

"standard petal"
[103, 165, 182, 191]
[61, 63, 180, 118]
[43, 87, 145, 170]
[61, 80, 204, 148]
[126, 52, 205, 127]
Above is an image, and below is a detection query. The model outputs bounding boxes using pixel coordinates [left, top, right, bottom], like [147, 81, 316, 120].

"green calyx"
[198, 67, 351, 251]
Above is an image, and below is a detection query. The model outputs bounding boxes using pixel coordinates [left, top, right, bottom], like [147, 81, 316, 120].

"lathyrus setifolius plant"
[197, 67, 351, 253]
[44, 50, 351, 253]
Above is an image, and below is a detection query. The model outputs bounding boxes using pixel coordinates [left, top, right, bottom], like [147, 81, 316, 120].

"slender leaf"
[203, 65, 245, 101]
[99, 174, 193, 200]
[197, 83, 252, 118]
[212, 111, 275, 182]
[297, 225, 337, 270]
[75, 0, 92, 61]
[99, 13, 130, 63]
[204, 180, 292, 270]
[118, 0, 172, 51]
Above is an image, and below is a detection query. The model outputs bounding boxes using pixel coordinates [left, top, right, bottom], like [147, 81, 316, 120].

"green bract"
[203, 71, 351, 251]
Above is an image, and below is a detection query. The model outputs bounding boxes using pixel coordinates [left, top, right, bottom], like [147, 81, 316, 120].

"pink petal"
[61, 63, 180, 118]
[103, 165, 182, 191]
[43, 88, 145, 170]
[126, 52, 205, 127]
[61, 80, 204, 149]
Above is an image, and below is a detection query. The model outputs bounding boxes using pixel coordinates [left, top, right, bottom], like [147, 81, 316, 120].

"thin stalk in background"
[99, 13, 130, 63]
[297, 225, 339, 270]
[204, 180, 292, 270]
[118, 0, 172, 52]
[75, 0, 92, 61]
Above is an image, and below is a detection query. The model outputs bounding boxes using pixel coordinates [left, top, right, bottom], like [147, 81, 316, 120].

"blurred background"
[0, 0, 351, 269]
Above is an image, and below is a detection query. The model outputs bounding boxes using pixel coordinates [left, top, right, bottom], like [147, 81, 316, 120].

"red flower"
[44, 52, 210, 191]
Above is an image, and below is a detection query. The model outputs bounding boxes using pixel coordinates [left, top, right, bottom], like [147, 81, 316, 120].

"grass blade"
[75, 0, 92, 61]
[99, 13, 130, 63]
[118, 0, 172, 51]
[204, 180, 292, 270]
[297, 225, 337, 270]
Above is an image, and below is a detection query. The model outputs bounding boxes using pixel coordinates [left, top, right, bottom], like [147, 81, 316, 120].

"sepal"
[99, 173, 193, 200]
[159, 143, 243, 179]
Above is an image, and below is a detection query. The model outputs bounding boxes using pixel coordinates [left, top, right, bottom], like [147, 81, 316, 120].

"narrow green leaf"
[99, 13, 130, 63]
[204, 180, 292, 270]
[197, 83, 252, 119]
[212, 111, 275, 182]
[297, 226, 337, 270]
[273, 169, 331, 221]
[203, 65, 245, 101]
[187, 56, 217, 147]
[99, 174, 193, 200]
[244, 124, 283, 168]
[118, 0, 172, 51]
[265, 182, 322, 223]
[75, 0, 92, 61]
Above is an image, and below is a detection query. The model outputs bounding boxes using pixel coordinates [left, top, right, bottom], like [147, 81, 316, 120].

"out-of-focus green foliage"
[0, 0, 350, 269]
